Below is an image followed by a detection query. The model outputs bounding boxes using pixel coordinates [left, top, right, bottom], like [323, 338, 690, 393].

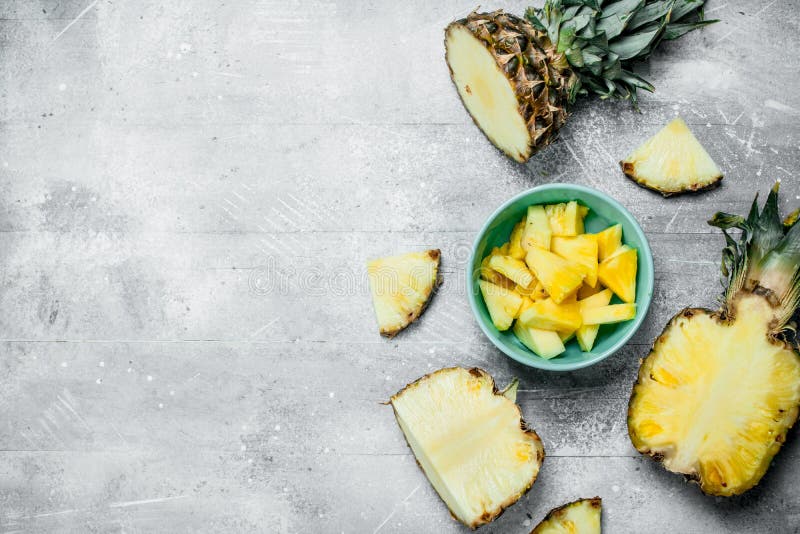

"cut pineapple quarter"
[525, 247, 584, 304]
[391, 367, 544, 528]
[530, 497, 602, 534]
[367, 249, 440, 337]
[480, 280, 523, 331]
[598, 245, 637, 303]
[621, 117, 722, 196]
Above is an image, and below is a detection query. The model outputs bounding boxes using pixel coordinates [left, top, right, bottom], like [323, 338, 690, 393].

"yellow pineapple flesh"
[513, 322, 566, 359]
[522, 205, 552, 251]
[489, 255, 536, 289]
[551, 234, 599, 287]
[479, 280, 523, 331]
[581, 303, 636, 325]
[525, 247, 584, 304]
[519, 297, 582, 332]
[597, 245, 637, 303]
[545, 201, 585, 236]
[594, 224, 622, 261]
[530, 497, 601, 534]
[576, 289, 613, 352]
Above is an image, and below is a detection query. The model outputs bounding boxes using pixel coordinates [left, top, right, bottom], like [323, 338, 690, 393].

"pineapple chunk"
[577, 282, 602, 300]
[390, 367, 544, 528]
[545, 201, 585, 236]
[367, 250, 440, 337]
[480, 255, 515, 289]
[576, 289, 613, 352]
[621, 117, 723, 196]
[479, 280, 523, 331]
[517, 296, 535, 318]
[519, 298, 582, 332]
[489, 255, 535, 289]
[558, 329, 576, 343]
[598, 245, 637, 303]
[525, 247, 584, 304]
[521, 205, 552, 251]
[581, 303, 636, 325]
[508, 221, 527, 259]
[531, 497, 601, 534]
[513, 322, 566, 359]
[595, 224, 622, 261]
[551, 234, 599, 287]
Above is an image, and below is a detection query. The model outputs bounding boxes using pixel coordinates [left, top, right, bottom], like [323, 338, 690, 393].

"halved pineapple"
[594, 224, 622, 262]
[551, 234, 599, 287]
[530, 497, 602, 534]
[391, 367, 545, 528]
[621, 117, 722, 196]
[576, 289, 613, 352]
[525, 247, 584, 303]
[514, 322, 566, 359]
[581, 303, 636, 325]
[367, 250, 440, 337]
[522, 205, 552, 251]
[489, 255, 535, 289]
[597, 245, 637, 303]
[480, 280, 523, 331]
[519, 297, 582, 332]
[545, 201, 585, 236]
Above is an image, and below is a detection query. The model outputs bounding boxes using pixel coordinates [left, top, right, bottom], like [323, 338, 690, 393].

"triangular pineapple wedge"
[479, 280, 523, 331]
[367, 250, 440, 337]
[391, 368, 545, 529]
[621, 117, 722, 196]
[545, 201, 586, 236]
[551, 234, 599, 287]
[530, 497, 602, 534]
[576, 289, 613, 352]
[519, 297, 582, 332]
[521, 205, 552, 251]
[489, 255, 535, 289]
[594, 224, 622, 262]
[597, 245, 637, 303]
[514, 321, 566, 359]
[525, 247, 585, 303]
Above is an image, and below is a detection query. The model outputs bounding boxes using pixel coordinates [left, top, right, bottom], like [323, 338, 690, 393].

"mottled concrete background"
[0, 0, 798, 533]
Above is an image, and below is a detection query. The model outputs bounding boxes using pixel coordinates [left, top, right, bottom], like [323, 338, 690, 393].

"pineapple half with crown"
[621, 117, 723, 195]
[628, 183, 800, 496]
[367, 250, 440, 337]
[530, 497, 602, 534]
[390, 367, 544, 528]
[444, 2, 716, 162]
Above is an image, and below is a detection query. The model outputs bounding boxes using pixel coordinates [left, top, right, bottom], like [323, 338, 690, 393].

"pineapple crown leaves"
[525, 0, 717, 106]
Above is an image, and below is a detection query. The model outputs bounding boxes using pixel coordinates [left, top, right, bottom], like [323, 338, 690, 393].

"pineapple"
[576, 289, 613, 352]
[489, 255, 536, 289]
[519, 297, 582, 332]
[581, 303, 636, 325]
[480, 279, 523, 331]
[367, 250, 440, 337]
[597, 245, 637, 303]
[522, 205, 552, 251]
[621, 118, 723, 196]
[514, 321, 566, 359]
[391, 367, 545, 528]
[595, 224, 622, 262]
[508, 221, 527, 259]
[628, 184, 800, 496]
[445, 5, 715, 162]
[530, 497, 601, 534]
[552, 234, 599, 287]
[525, 247, 584, 303]
[545, 201, 585, 236]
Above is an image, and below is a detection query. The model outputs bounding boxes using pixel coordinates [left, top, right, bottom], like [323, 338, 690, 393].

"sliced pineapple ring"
[531, 497, 602, 534]
[598, 245, 637, 303]
[391, 367, 544, 528]
[367, 250, 440, 337]
[621, 117, 722, 196]
[480, 280, 523, 331]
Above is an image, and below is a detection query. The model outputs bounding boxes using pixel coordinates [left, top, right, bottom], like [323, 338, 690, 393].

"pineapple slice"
[390, 367, 545, 528]
[489, 255, 535, 289]
[479, 280, 523, 331]
[525, 247, 584, 303]
[531, 497, 602, 534]
[577, 282, 602, 300]
[480, 255, 515, 289]
[581, 303, 636, 325]
[517, 296, 535, 318]
[576, 289, 613, 352]
[514, 322, 566, 359]
[595, 224, 622, 262]
[519, 298, 582, 332]
[621, 117, 723, 196]
[521, 205, 552, 251]
[367, 250, 440, 337]
[597, 245, 637, 303]
[551, 234, 599, 287]
[508, 221, 527, 259]
[545, 201, 585, 236]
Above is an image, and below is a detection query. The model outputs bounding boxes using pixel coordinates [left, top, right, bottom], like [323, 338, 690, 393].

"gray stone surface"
[0, 0, 798, 532]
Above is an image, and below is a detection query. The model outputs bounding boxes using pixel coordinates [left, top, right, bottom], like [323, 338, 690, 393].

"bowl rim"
[466, 183, 655, 372]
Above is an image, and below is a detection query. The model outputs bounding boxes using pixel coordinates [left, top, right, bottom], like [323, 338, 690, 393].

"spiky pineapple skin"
[445, 11, 573, 162]
[627, 300, 800, 496]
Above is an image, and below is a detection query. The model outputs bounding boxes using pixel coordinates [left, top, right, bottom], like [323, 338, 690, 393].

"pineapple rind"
[391, 367, 545, 529]
[530, 497, 602, 534]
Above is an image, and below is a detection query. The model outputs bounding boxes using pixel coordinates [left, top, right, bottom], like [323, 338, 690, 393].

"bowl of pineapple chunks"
[468, 184, 654, 371]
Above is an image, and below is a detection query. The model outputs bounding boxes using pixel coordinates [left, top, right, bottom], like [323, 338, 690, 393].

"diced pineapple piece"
[545, 201, 585, 236]
[521, 205, 552, 251]
[576, 289, 613, 352]
[508, 221, 526, 259]
[479, 280, 523, 331]
[517, 296, 535, 318]
[598, 245, 637, 303]
[551, 234, 599, 287]
[513, 322, 566, 359]
[480, 255, 515, 289]
[558, 329, 576, 342]
[582, 303, 636, 325]
[525, 247, 584, 304]
[531, 281, 548, 300]
[519, 298, 582, 332]
[489, 255, 535, 289]
[595, 224, 622, 261]
[577, 282, 602, 299]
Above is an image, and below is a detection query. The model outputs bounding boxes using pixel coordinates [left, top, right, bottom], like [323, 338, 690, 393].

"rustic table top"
[0, 1, 798, 532]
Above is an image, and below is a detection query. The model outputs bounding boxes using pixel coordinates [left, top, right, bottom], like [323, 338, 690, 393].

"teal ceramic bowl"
[467, 184, 654, 371]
